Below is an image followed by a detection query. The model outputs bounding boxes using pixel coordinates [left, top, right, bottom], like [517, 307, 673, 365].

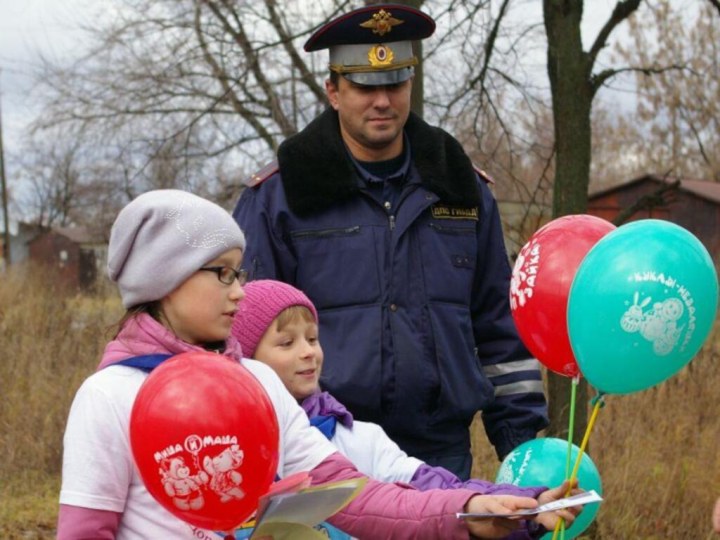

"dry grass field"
[0, 265, 120, 539]
[1, 263, 718, 539]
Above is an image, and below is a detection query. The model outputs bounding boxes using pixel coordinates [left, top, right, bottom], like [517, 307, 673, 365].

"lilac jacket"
[60, 314, 538, 539]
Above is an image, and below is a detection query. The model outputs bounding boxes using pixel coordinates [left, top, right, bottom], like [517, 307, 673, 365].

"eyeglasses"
[198, 266, 249, 286]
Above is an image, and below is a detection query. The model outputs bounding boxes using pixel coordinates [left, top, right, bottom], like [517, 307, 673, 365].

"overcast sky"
[0, 0, 107, 150]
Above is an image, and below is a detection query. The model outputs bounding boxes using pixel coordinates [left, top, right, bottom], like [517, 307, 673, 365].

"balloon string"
[569, 393, 604, 489]
[558, 376, 579, 540]
[551, 390, 605, 540]
[565, 376, 579, 478]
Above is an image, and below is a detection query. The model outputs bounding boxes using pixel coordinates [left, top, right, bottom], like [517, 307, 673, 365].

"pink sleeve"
[310, 452, 476, 540]
[57, 504, 122, 539]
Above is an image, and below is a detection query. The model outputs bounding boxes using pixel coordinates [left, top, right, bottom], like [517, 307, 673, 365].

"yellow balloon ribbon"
[551, 391, 605, 540]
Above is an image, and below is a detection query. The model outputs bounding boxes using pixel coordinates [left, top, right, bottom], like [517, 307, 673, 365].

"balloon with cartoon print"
[567, 219, 718, 394]
[496, 437, 602, 540]
[130, 352, 280, 531]
[509, 215, 616, 377]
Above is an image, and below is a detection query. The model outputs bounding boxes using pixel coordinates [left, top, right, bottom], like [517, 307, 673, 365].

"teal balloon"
[496, 438, 602, 540]
[567, 219, 718, 394]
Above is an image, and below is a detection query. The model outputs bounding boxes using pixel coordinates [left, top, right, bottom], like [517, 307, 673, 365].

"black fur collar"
[277, 108, 480, 216]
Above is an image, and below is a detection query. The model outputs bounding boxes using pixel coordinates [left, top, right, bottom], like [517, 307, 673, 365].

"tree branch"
[591, 63, 690, 95]
[205, 0, 296, 137]
[263, 0, 326, 104]
[587, 0, 642, 70]
[194, 2, 278, 150]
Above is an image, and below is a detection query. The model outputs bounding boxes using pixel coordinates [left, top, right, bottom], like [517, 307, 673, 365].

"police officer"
[233, 3, 548, 480]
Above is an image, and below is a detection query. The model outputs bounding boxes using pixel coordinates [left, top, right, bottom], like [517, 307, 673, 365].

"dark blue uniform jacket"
[233, 109, 548, 461]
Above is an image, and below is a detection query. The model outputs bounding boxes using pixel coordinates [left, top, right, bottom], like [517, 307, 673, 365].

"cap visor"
[343, 67, 414, 86]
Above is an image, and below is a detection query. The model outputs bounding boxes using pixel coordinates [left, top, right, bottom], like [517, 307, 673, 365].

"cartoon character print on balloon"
[159, 456, 208, 511]
[620, 292, 685, 356]
[622, 270, 698, 358]
[152, 434, 248, 512]
[203, 444, 246, 503]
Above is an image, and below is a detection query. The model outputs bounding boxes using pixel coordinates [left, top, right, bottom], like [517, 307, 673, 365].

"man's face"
[325, 75, 412, 161]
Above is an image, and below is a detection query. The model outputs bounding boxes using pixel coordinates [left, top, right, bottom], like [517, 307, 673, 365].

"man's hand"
[462, 494, 538, 538]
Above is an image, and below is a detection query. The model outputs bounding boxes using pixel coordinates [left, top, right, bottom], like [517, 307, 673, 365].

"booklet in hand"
[456, 490, 603, 519]
[248, 474, 367, 539]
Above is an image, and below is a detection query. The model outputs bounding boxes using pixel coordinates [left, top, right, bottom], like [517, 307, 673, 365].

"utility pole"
[0, 70, 10, 267]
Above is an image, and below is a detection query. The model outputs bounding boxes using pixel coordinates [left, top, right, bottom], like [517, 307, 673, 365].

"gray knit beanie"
[107, 189, 246, 308]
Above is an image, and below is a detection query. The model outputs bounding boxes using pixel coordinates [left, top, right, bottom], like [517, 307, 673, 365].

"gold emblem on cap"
[360, 9, 404, 36]
[368, 44, 395, 67]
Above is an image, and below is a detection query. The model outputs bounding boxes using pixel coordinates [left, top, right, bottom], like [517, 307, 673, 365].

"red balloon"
[130, 352, 279, 531]
[509, 215, 615, 377]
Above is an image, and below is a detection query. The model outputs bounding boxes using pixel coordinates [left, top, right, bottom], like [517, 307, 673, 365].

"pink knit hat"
[232, 280, 318, 358]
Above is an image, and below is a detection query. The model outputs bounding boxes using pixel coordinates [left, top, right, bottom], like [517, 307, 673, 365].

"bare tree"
[18, 132, 84, 228]
[32, 0, 349, 209]
[613, 0, 720, 181]
[589, 104, 647, 190]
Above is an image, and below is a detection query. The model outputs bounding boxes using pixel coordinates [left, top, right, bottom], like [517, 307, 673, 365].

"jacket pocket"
[421, 222, 477, 302]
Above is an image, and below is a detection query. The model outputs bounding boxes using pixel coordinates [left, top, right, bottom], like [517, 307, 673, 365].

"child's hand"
[463, 494, 538, 538]
[532, 480, 582, 532]
[713, 497, 720, 533]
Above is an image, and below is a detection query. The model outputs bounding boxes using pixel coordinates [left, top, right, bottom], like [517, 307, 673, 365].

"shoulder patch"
[473, 165, 494, 185]
[244, 160, 279, 188]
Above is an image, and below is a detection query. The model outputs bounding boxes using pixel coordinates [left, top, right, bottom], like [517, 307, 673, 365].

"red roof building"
[588, 175, 720, 263]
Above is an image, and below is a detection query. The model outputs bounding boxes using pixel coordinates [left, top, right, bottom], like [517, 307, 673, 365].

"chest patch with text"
[431, 205, 479, 220]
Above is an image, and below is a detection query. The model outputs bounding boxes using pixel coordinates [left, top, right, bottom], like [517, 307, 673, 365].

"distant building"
[27, 226, 107, 290]
[1, 222, 43, 270]
[11, 222, 45, 265]
[587, 175, 720, 263]
[494, 174, 720, 265]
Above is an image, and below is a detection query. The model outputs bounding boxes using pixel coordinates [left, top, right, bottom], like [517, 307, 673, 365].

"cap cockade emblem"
[359, 9, 404, 36]
[368, 44, 395, 67]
